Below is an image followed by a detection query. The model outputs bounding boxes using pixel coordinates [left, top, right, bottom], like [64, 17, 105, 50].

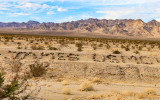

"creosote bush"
[29, 61, 48, 77]
[76, 43, 83, 52]
[77, 47, 83, 52]
[48, 46, 58, 50]
[76, 43, 83, 48]
[134, 50, 139, 54]
[113, 50, 121, 54]
[31, 45, 44, 50]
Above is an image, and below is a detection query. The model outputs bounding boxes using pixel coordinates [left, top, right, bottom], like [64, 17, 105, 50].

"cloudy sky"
[0, 0, 160, 22]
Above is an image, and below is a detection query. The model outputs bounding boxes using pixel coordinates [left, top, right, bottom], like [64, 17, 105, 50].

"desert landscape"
[1, 0, 160, 99]
[0, 33, 160, 100]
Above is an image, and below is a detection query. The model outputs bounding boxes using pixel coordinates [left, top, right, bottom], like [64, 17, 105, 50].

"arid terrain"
[0, 33, 160, 100]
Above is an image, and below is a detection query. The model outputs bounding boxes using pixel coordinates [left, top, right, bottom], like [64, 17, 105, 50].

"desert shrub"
[76, 43, 83, 52]
[138, 46, 143, 50]
[77, 47, 83, 52]
[17, 46, 22, 49]
[106, 44, 111, 49]
[143, 88, 157, 96]
[92, 77, 101, 83]
[48, 46, 58, 50]
[91, 44, 97, 50]
[125, 47, 130, 51]
[0, 74, 23, 99]
[121, 90, 136, 97]
[61, 80, 69, 85]
[3, 42, 7, 45]
[76, 43, 83, 48]
[59, 39, 68, 47]
[17, 42, 21, 45]
[24, 46, 28, 49]
[29, 61, 48, 77]
[113, 50, 121, 54]
[8, 59, 22, 73]
[134, 50, 139, 54]
[138, 88, 157, 99]
[31, 45, 44, 50]
[62, 88, 71, 95]
[45, 42, 48, 45]
[158, 45, 160, 49]
[79, 81, 94, 91]
[121, 45, 125, 49]
[99, 43, 103, 47]
[151, 45, 155, 48]
[93, 46, 97, 50]
[115, 44, 119, 47]
[30, 40, 34, 43]
[147, 47, 151, 51]
[131, 46, 135, 49]
[0, 59, 34, 100]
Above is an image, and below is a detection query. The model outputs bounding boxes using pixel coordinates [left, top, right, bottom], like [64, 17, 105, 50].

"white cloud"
[156, 18, 160, 22]
[23, 3, 41, 10]
[8, 13, 30, 17]
[0, 0, 160, 22]
[32, 17, 41, 20]
[96, 1, 160, 22]
[57, 7, 67, 12]
[54, 16, 74, 22]
[47, 11, 55, 15]
[97, 8, 135, 19]
[54, 0, 160, 5]
[15, 3, 52, 11]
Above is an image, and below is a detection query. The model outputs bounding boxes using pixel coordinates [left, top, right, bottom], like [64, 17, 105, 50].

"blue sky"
[0, 0, 160, 23]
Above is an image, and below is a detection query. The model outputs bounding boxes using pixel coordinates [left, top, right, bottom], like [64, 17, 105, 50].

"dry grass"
[91, 77, 101, 83]
[79, 81, 94, 91]
[121, 90, 136, 97]
[137, 88, 157, 99]
[99, 89, 159, 100]
[61, 80, 69, 85]
[87, 94, 103, 99]
[62, 88, 71, 95]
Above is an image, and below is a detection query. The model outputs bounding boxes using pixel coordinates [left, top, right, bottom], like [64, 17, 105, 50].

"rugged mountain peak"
[147, 20, 160, 26]
[27, 20, 40, 26]
[133, 19, 144, 24]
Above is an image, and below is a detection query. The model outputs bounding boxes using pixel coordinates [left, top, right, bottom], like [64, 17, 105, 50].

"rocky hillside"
[0, 19, 160, 37]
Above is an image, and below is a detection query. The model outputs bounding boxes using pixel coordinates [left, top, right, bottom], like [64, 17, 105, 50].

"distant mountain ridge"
[0, 18, 160, 38]
[0, 20, 40, 28]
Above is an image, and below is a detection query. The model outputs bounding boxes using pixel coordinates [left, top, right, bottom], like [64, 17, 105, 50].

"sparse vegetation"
[62, 88, 71, 95]
[113, 50, 121, 54]
[92, 77, 101, 83]
[0, 33, 160, 99]
[29, 61, 48, 77]
[31, 45, 45, 50]
[79, 81, 94, 91]
[61, 80, 69, 85]
[76, 43, 83, 52]
[0, 59, 34, 100]
[48, 46, 58, 50]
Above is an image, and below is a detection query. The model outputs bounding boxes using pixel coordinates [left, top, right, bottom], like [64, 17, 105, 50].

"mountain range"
[0, 18, 160, 38]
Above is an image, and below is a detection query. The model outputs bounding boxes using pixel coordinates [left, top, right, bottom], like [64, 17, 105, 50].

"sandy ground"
[26, 78, 160, 100]
[0, 34, 160, 100]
